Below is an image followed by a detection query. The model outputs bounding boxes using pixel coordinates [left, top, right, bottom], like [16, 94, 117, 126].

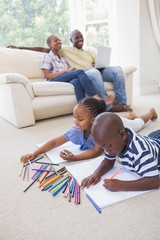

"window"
[0, 0, 111, 48]
[0, 0, 70, 47]
[83, 0, 110, 47]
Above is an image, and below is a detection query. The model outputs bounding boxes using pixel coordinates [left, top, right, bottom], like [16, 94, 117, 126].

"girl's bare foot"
[150, 108, 158, 121]
[104, 95, 115, 105]
[127, 112, 138, 120]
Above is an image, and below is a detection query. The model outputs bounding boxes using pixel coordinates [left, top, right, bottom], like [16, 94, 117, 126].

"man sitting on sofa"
[63, 29, 131, 112]
[7, 30, 132, 112]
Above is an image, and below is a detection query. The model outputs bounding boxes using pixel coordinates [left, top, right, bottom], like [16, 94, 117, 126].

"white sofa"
[0, 47, 136, 128]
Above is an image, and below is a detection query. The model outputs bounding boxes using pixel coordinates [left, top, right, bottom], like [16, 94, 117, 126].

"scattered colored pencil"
[23, 177, 38, 193]
[19, 162, 24, 176]
[52, 179, 69, 197]
[23, 165, 27, 180]
[23, 155, 44, 167]
[86, 193, 101, 214]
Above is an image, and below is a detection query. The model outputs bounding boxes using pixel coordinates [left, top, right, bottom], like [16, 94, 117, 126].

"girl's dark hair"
[79, 97, 106, 117]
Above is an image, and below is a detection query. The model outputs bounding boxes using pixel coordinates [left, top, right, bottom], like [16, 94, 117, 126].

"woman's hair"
[79, 97, 106, 117]
[46, 35, 55, 45]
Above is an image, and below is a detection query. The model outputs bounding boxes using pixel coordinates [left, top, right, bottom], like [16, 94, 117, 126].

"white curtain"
[148, 0, 160, 49]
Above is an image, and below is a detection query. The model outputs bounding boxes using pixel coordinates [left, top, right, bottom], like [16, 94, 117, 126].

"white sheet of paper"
[66, 156, 154, 208]
[36, 141, 83, 164]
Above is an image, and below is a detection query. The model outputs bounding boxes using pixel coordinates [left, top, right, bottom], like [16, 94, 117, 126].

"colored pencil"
[23, 177, 38, 192]
[68, 178, 73, 202]
[28, 160, 34, 170]
[32, 168, 56, 173]
[35, 161, 59, 166]
[39, 174, 60, 188]
[19, 162, 24, 176]
[52, 179, 68, 197]
[78, 184, 80, 204]
[23, 155, 44, 167]
[74, 182, 78, 204]
[44, 167, 66, 180]
[27, 165, 29, 181]
[50, 176, 69, 192]
[23, 165, 27, 180]
[62, 176, 71, 193]
[38, 165, 51, 183]
[31, 164, 44, 179]
[71, 179, 76, 198]
[42, 176, 65, 192]
[109, 168, 122, 180]
[50, 165, 58, 175]
[86, 194, 101, 214]
[32, 164, 48, 180]
[63, 182, 69, 198]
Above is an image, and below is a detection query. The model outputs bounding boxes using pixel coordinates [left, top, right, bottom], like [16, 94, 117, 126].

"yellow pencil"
[109, 168, 122, 180]
[19, 162, 24, 176]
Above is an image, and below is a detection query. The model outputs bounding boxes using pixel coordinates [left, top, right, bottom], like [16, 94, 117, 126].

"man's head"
[91, 112, 128, 156]
[70, 29, 84, 49]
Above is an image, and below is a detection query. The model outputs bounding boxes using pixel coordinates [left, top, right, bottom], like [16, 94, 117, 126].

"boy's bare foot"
[109, 104, 132, 112]
[150, 108, 158, 121]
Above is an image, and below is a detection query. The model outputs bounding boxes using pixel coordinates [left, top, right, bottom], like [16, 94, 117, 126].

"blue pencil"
[52, 179, 68, 197]
[49, 176, 69, 192]
[86, 194, 101, 214]
[71, 179, 76, 197]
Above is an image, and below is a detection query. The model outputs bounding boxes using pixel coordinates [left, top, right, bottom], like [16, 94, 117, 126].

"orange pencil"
[109, 168, 122, 180]
[38, 174, 60, 188]
[38, 165, 51, 183]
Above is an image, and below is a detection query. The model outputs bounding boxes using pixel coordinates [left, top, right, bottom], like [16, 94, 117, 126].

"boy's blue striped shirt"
[105, 128, 160, 177]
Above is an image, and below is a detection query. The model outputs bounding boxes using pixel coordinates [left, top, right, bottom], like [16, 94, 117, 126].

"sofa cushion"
[32, 82, 75, 96]
[0, 73, 34, 99]
[0, 47, 44, 80]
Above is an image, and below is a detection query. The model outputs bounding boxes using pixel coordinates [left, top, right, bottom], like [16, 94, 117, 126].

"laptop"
[95, 46, 111, 69]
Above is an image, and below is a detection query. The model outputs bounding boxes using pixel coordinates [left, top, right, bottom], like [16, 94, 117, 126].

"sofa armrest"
[122, 66, 137, 75]
[0, 73, 34, 99]
[122, 66, 137, 106]
[0, 73, 35, 128]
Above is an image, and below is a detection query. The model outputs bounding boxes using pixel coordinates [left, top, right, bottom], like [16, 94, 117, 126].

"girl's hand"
[103, 179, 124, 191]
[60, 149, 74, 160]
[81, 174, 101, 189]
[20, 153, 37, 163]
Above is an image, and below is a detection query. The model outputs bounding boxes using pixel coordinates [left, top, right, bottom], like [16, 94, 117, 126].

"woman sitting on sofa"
[40, 34, 114, 104]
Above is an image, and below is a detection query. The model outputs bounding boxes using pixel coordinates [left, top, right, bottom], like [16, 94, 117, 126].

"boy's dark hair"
[79, 97, 106, 117]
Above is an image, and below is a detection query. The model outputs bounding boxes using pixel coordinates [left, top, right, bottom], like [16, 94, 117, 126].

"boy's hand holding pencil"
[103, 168, 122, 191]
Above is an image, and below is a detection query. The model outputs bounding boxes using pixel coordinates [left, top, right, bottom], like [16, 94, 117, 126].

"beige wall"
[114, 0, 160, 96]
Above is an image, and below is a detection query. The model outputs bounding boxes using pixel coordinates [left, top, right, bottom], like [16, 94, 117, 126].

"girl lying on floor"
[20, 97, 158, 163]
